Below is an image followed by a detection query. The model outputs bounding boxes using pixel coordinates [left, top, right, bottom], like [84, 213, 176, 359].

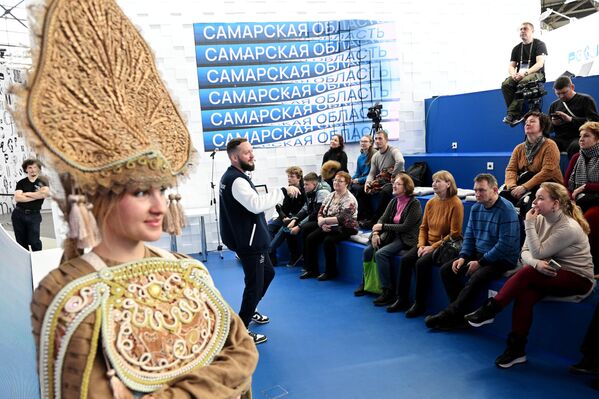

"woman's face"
[524, 115, 542, 140]
[532, 187, 558, 216]
[330, 135, 340, 149]
[104, 188, 167, 244]
[579, 129, 599, 150]
[359, 136, 372, 151]
[333, 176, 348, 192]
[432, 177, 450, 197]
[392, 177, 406, 197]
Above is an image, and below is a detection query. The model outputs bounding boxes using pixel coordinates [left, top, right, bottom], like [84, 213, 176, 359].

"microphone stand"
[209, 149, 224, 259]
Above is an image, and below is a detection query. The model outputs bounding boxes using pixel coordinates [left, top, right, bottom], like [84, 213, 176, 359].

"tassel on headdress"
[163, 193, 185, 236]
[175, 194, 187, 230]
[67, 194, 101, 249]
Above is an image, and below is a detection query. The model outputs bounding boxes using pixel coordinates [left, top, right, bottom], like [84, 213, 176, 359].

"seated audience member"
[565, 122, 599, 275]
[351, 134, 376, 221]
[272, 172, 331, 267]
[387, 170, 464, 317]
[268, 166, 306, 265]
[466, 182, 595, 369]
[321, 159, 341, 190]
[300, 171, 358, 281]
[501, 111, 562, 214]
[501, 22, 547, 126]
[425, 173, 521, 331]
[360, 129, 405, 230]
[322, 134, 348, 187]
[570, 302, 599, 391]
[355, 173, 422, 306]
[549, 75, 599, 158]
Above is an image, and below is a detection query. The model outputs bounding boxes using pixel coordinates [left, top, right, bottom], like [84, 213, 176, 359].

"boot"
[405, 302, 426, 318]
[373, 288, 394, 306]
[354, 281, 366, 297]
[387, 297, 410, 313]
[495, 333, 527, 368]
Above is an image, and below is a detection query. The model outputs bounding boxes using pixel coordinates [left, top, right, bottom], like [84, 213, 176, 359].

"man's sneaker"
[465, 299, 498, 327]
[248, 330, 267, 345]
[570, 355, 599, 375]
[251, 311, 270, 325]
[502, 114, 524, 127]
[495, 348, 527, 368]
[425, 310, 468, 331]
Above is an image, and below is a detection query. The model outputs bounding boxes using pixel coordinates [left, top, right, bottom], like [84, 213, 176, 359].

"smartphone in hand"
[548, 259, 561, 270]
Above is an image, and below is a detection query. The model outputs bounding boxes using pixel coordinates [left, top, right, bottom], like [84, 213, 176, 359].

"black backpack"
[406, 161, 429, 187]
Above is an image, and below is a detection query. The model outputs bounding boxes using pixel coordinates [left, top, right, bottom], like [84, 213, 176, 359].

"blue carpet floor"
[194, 251, 597, 399]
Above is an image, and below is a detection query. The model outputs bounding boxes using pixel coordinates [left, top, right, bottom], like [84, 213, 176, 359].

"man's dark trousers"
[238, 251, 275, 327]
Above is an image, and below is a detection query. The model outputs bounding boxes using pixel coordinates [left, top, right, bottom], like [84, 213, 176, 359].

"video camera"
[367, 102, 383, 122]
[515, 79, 547, 100]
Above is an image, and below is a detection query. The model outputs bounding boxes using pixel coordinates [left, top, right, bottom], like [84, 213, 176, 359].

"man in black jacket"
[549, 75, 599, 157]
[219, 138, 300, 344]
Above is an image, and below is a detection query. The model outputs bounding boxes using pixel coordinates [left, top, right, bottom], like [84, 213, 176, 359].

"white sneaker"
[251, 311, 270, 325]
[248, 330, 267, 345]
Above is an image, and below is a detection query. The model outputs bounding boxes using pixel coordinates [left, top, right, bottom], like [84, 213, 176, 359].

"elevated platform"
[424, 75, 599, 154]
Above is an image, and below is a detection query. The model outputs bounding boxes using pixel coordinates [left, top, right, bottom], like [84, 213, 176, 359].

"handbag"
[363, 253, 382, 294]
[432, 238, 463, 265]
[369, 167, 392, 193]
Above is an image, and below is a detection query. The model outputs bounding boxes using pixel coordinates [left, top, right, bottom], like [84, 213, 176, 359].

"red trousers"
[584, 206, 599, 275]
[494, 266, 593, 337]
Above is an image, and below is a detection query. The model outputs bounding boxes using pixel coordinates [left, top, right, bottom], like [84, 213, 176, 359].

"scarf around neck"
[524, 136, 545, 165]
[570, 142, 599, 190]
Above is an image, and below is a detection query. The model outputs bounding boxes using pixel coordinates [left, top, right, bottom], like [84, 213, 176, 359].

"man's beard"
[240, 160, 255, 172]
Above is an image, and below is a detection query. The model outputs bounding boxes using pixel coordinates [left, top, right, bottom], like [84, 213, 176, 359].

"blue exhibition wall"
[0, 226, 40, 399]
[423, 75, 599, 154]
[406, 75, 599, 188]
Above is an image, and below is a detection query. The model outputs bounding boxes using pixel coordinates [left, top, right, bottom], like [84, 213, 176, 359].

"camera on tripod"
[367, 102, 383, 133]
[367, 102, 383, 122]
[515, 79, 546, 100]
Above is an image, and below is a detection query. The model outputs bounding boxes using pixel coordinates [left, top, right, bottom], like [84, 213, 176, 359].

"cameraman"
[549, 75, 599, 158]
[501, 22, 547, 126]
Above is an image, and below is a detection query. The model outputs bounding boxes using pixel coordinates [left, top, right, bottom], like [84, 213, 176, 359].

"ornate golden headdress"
[11, 0, 196, 195]
[10, 0, 196, 250]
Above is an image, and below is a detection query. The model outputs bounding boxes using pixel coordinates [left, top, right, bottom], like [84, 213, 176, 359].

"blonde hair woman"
[466, 182, 595, 369]
[17, 1, 257, 398]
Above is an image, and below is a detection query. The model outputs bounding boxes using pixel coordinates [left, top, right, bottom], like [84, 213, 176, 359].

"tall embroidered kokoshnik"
[11, 0, 196, 195]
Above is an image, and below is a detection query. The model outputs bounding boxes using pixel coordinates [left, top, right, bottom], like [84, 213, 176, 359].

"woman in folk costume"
[11, 0, 258, 398]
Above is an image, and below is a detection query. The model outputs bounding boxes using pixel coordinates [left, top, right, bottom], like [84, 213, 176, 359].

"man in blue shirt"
[425, 173, 521, 330]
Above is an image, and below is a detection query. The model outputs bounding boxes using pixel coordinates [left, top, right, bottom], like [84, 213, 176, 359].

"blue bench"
[277, 191, 598, 362]
[333, 239, 598, 361]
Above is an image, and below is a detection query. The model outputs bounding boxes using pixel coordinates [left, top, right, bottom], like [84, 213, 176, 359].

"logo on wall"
[193, 20, 400, 151]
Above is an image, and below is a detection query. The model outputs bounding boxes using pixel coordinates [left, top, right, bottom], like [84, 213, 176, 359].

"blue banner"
[193, 20, 400, 150]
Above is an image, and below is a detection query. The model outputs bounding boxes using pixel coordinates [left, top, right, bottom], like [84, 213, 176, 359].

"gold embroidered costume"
[31, 248, 257, 399]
